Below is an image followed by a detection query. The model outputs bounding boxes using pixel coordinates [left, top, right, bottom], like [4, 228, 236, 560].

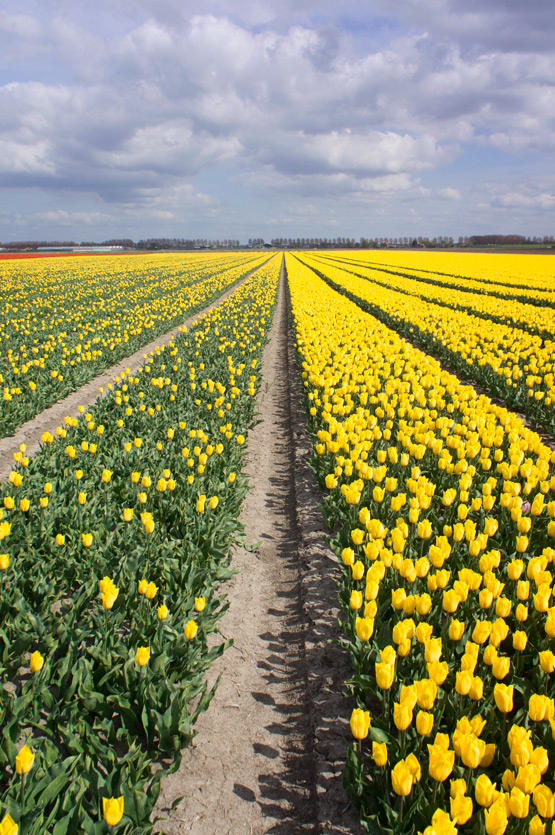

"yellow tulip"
[341, 547, 355, 566]
[355, 617, 374, 642]
[529, 816, 546, 835]
[475, 773, 496, 807]
[350, 707, 370, 740]
[484, 799, 508, 835]
[509, 787, 529, 818]
[428, 745, 454, 782]
[539, 650, 555, 672]
[494, 683, 514, 713]
[372, 741, 387, 766]
[184, 620, 198, 640]
[450, 794, 473, 825]
[29, 651, 44, 673]
[145, 582, 158, 600]
[135, 646, 151, 667]
[533, 784, 555, 817]
[393, 702, 413, 730]
[375, 662, 394, 689]
[0, 814, 18, 835]
[103, 796, 124, 827]
[15, 744, 35, 775]
[416, 710, 434, 736]
[349, 590, 363, 610]
[391, 760, 413, 796]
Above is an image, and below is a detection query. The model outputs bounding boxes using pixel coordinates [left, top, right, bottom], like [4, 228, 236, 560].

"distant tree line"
[467, 234, 554, 246]
[135, 238, 241, 250]
[0, 240, 78, 250]
[1, 234, 553, 251]
[270, 237, 358, 248]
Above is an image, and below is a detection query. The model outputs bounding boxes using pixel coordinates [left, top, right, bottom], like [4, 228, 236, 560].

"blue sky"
[1, 0, 554, 242]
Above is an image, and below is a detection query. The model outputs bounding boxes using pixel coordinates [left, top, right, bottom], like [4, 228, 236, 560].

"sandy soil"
[154, 263, 361, 834]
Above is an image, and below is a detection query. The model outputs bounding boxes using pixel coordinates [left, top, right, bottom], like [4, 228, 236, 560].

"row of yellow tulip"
[286, 251, 555, 835]
[311, 251, 554, 336]
[294, 252, 555, 434]
[335, 250, 555, 300]
[0, 255, 280, 833]
[0, 252, 271, 439]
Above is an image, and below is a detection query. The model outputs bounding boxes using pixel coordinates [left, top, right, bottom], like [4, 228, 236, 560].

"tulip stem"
[103, 608, 108, 655]
[21, 773, 25, 810]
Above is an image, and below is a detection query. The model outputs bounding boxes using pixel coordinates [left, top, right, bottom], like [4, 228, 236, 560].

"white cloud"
[0, 1, 554, 238]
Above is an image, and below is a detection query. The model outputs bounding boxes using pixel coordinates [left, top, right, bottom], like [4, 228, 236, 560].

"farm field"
[1, 249, 555, 834]
[0, 251, 272, 440]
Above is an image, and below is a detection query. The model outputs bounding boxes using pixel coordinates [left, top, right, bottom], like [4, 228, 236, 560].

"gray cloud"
[0, 0, 554, 238]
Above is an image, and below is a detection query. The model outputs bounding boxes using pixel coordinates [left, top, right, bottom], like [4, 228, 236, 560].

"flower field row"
[332, 251, 555, 302]
[310, 252, 554, 334]
[0, 254, 280, 833]
[294, 252, 555, 435]
[0, 251, 271, 440]
[286, 251, 555, 835]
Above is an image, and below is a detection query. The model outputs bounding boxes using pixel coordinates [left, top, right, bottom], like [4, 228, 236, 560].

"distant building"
[36, 246, 126, 252]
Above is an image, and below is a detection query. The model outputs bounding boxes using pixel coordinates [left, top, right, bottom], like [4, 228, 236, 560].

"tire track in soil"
[0, 265, 267, 482]
[154, 262, 361, 834]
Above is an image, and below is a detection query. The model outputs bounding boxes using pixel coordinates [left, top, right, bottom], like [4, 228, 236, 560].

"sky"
[1, 0, 554, 243]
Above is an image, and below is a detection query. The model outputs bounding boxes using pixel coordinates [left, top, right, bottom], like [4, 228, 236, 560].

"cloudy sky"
[1, 0, 554, 242]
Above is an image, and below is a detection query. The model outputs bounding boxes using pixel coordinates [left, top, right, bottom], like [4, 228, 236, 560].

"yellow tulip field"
[287, 251, 555, 835]
[0, 251, 271, 439]
[2, 248, 555, 834]
[296, 250, 555, 435]
[0, 253, 280, 833]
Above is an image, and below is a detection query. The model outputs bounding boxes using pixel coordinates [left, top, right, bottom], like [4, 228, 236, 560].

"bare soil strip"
[0, 271, 261, 482]
[154, 265, 361, 833]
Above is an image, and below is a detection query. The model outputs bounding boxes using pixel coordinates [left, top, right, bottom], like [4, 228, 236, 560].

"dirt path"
[0, 270, 263, 482]
[155, 264, 361, 833]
